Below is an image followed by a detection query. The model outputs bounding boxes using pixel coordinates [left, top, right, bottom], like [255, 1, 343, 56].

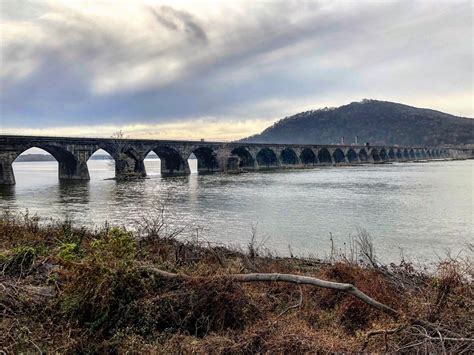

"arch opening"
[332, 148, 346, 164]
[87, 148, 115, 180]
[409, 149, 415, 160]
[12, 147, 59, 184]
[370, 148, 381, 162]
[231, 147, 255, 169]
[358, 149, 369, 162]
[379, 148, 388, 161]
[317, 149, 332, 164]
[346, 149, 358, 163]
[143, 150, 161, 176]
[192, 147, 219, 173]
[388, 148, 395, 160]
[153, 146, 188, 175]
[396, 149, 403, 159]
[256, 148, 278, 168]
[280, 148, 299, 165]
[403, 149, 410, 159]
[300, 148, 316, 165]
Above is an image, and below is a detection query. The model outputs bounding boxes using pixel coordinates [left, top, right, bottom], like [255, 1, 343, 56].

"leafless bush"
[135, 198, 188, 242]
[326, 228, 377, 267]
[247, 223, 270, 259]
[355, 228, 377, 267]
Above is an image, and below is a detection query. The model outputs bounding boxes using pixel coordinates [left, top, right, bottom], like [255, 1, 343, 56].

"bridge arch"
[6, 144, 82, 184]
[256, 148, 279, 168]
[346, 148, 358, 163]
[317, 148, 332, 164]
[300, 148, 316, 165]
[11, 147, 59, 185]
[425, 150, 432, 159]
[192, 147, 219, 172]
[149, 146, 189, 175]
[414, 149, 422, 160]
[26, 145, 79, 179]
[332, 148, 346, 164]
[396, 149, 403, 160]
[141, 150, 164, 176]
[358, 148, 369, 162]
[379, 148, 388, 161]
[388, 148, 395, 160]
[280, 148, 299, 165]
[370, 148, 381, 162]
[231, 147, 255, 169]
[403, 149, 410, 159]
[87, 148, 116, 179]
[409, 149, 415, 160]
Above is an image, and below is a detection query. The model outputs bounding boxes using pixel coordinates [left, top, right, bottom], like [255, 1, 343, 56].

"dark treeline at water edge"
[1, 210, 473, 353]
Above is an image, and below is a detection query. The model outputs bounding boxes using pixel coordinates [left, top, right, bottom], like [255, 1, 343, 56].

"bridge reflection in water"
[0, 135, 471, 185]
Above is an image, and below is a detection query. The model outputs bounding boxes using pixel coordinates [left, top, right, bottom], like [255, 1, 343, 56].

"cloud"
[0, 0, 472, 140]
[0, 116, 275, 141]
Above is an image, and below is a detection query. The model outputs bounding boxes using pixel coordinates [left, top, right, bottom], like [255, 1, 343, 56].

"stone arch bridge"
[0, 135, 471, 185]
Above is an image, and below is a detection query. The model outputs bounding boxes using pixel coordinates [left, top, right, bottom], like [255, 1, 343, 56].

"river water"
[0, 159, 472, 263]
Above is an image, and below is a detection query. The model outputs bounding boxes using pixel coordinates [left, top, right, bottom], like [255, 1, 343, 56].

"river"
[0, 159, 472, 263]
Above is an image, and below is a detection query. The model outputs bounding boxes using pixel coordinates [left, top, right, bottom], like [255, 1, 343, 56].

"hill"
[240, 100, 474, 146]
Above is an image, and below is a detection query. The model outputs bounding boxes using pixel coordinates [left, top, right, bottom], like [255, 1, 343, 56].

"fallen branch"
[144, 268, 398, 315]
[143, 267, 467, 339]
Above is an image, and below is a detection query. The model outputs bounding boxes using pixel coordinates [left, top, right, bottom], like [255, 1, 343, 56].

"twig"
[361, 325, 405, 351]
[277, 284, 303, 318]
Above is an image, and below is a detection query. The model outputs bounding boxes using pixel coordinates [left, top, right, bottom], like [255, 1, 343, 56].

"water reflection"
[57, 180, 90, 205]
[0, 185, 16, 201]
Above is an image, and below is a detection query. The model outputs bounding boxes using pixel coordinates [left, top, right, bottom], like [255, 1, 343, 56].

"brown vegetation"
[1, 210, 473, 353]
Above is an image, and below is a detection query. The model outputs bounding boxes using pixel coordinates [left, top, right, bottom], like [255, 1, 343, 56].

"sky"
[1, 0, 473, 141]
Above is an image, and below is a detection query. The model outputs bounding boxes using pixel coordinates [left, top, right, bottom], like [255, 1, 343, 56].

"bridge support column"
[115, 157, 147, 179]
[160, 155, 190, 176]
[0, 157, 15, 185]
[58, 160, 90, 181]
[218, 155, 241, 173]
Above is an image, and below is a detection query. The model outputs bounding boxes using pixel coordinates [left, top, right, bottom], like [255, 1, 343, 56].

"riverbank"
[1, 211, 472, 353]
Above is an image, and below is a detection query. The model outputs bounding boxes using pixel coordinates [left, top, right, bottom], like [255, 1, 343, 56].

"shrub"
[57, 242, 83, 261]
[0, 246, 37, 276]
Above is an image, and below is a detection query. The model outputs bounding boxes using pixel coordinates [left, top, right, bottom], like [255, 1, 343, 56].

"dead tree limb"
[143, 267, 468, 339]
[143, 268, 398, 315]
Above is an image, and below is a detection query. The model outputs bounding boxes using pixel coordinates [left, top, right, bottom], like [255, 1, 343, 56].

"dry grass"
[1, 210, 473, 353]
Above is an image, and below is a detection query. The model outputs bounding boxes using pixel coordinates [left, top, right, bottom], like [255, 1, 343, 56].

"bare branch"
[142, 266, 470, 341]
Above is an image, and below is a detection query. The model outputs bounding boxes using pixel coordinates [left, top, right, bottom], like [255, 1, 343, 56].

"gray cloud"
[149, 6, 208, 43]
[0, 0, 472, 133]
